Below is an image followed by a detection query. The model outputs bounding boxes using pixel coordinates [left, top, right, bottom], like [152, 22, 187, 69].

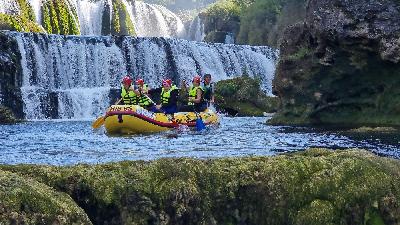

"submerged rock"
[1, 148, 400, 224]
[271, 0, 400, 126]
[214, 76, 278, 116]
[348, 126, 398, 133]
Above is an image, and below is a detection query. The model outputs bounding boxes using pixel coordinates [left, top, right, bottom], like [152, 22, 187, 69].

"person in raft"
[148, 79, 179, 114]
[202, 73, 215, 106]
[135, 78, 155, 110]
[180, 75, 207, 112]
[119, 76, 138, 105]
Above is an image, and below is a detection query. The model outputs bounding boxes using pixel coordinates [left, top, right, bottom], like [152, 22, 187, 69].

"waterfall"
[68, 0, 105, 35]
[27, 0, 42, 24]
[1, 0, 186, 37]
[0, 0, 20, 15]
[7, 31, 278, 120]
[186, 16, 205, 42]
[123, 0, 185, 38]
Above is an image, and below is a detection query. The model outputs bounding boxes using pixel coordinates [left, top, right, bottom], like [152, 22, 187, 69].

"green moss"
[286, 46, 312, 61]
[0, 169, 91, 224]
[273, 41, 400, 126]
[16, 0, 36, 22]
[1, 149, 400, 224]
[215, 76, 279, 116]
[0, 13, 44, 32]
[111, 0, 136, 36]
[41, 0, 80, 35]
[0, 106, 20, 124]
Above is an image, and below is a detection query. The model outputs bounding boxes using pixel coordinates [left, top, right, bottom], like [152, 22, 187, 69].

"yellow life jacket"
[188, 85, 204, 106]
[121, 85, 137, 105]
[137, 84, 152, 107]
[161, 85, 178, 104]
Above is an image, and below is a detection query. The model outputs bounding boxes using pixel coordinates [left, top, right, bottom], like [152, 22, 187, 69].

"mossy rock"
[41, 0, 80, 35]
[0, 106, 20, 124]
[215, 76, 278, 116]
[348, 126, 398, 133]
[0, 169, 91, 224]
[0, 13, 44, 33]
[271, 0, 400, 126]
[110, 0, 136, 36]
[1, 149, 400, 224]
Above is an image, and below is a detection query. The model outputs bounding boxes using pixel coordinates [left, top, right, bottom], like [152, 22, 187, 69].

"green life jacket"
[188, 85, 204, 106]
[121, 85, 138, 105]
[137, 84, 152, 107]
[161, 85, 178, 104]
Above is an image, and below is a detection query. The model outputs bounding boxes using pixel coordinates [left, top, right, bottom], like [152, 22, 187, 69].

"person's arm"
[191, 89, 203, 104]
[210, 83, 215, 103]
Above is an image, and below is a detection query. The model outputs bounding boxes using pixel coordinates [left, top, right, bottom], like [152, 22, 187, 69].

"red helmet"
[162, 79, 172, 86]
[122, 76, 132, 85]
[136, 79, 144, 85]
[193, 75, 201, 83]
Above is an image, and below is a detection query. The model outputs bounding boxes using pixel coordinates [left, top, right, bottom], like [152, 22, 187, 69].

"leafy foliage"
[200, 0, 306, 47]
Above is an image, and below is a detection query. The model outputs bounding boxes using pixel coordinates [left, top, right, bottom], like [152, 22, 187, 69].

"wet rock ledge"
[1, 148, 399, 224]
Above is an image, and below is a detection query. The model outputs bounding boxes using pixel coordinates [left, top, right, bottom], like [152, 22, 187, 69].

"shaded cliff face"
[271, 0, 400, 125]
[0, 32, 24, 119]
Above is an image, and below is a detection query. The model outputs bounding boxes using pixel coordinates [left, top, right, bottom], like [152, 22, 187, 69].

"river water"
[0, 116, 399, 165]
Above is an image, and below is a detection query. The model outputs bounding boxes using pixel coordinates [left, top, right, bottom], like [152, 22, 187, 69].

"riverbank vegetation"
[0, 148, 399, 224]
[200, 0, 306, 47]
[214, 76, 278, 116]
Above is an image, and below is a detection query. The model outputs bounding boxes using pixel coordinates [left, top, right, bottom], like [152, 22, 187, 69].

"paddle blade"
[196, 118, 206, 131]
[92, 116, 105, 129]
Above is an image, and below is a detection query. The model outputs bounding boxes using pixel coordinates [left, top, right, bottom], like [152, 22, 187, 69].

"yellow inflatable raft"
[103, 105, 219, 134]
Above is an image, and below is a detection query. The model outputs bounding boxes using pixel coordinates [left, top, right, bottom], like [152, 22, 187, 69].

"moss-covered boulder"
[0, 169, 91, 224]
[2, 148, 400, 224]
[0, 106, 20, 123]
[215, 76, 278, 116]
[271, 0, 400, 126]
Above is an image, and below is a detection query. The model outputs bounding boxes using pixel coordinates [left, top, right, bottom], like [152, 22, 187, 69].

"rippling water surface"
[0, 117, 399, 165]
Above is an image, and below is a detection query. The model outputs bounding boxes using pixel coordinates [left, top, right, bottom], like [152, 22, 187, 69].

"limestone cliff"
[271, 0, 400, 125]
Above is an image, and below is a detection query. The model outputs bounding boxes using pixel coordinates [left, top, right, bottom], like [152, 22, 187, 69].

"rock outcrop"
[1, 149, 400, 224]
[214, 76, 278, 116]
[271, 0, 400, 125]
[0, 32, 24, 121]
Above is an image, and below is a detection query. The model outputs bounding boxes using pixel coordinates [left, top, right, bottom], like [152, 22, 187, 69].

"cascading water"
[27, 0, 42, 24]
[0, 0, 186, 37]
[6, 31, 277, 120]
[68, 0, 105, 35]
[123, 0, 185, 38]
[0, 0, 20, 15]
[186, 16, 205, 42]
[14, 32, 127, 120]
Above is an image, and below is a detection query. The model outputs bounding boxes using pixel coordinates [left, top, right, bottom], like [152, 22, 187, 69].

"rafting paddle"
[92, 116, 105, 129]
[92, 98, 122, 129]
[195, 111, 206, 131]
